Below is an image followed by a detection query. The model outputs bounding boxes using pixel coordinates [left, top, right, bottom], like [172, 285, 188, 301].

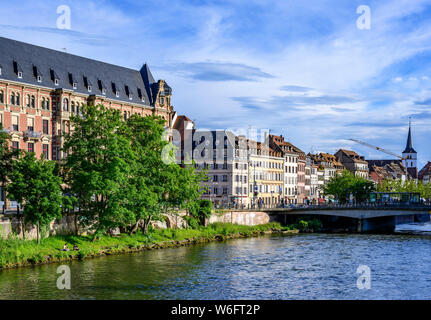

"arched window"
[75, 104, 79, 115]
[63, 98, 69, 111]
[0, 90, 3, 103]
[26, 94, 30, 107]
[71, 101, 75, 114]
[31, 95, 35, 108]
[10, 92, 15, 105]
[16, 93, 20, 106]
[46, 98, 50, 110]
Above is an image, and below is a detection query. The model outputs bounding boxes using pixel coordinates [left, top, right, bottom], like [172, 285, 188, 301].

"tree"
[123, 115, 205, 234]
[322, 170, 375, 204]
[62, 104, 133, 240]
[185, 199, 213, 228]
[0, 124, 18, 213]
[7, 153, 63, 244]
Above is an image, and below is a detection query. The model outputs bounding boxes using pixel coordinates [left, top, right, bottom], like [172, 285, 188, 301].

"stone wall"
[0, 211, 271, 240]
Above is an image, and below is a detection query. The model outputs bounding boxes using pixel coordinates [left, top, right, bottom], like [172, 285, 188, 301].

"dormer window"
[37, 75, 42, 83]
[50, 69, 60, 85]
[83, 76, 92, 92]
[13, 61, 23, 79]
[125, 85, 132, 100]
[0, 65, 2, 76]
[111, 82, 119, 97]
[98, 80, 107, 95]
[116, 91, 120, 97]
[73, 83, 77, 89]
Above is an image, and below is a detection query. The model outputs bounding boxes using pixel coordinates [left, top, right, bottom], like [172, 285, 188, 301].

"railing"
[24, 130, 42, 139]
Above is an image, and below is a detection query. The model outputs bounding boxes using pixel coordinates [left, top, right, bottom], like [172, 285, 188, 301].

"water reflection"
[1, 232, 431, 299]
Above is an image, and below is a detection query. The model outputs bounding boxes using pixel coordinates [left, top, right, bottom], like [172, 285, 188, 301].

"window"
[43, 120, 49, 134]
[88, 85, 92, 92]
[54, 79, 59, 86]
[28, 142, 34, 153]
[10, 93, 15, 105]
[213, 188, 218, 195]
[31, 95, 35, 108]
[12, 115, 19, 131]
[116, 91, 119, 97]
[71, 102, 75, 114]
[12, 141, 19, 150]
[102, 88, 106, 95]
[213, 175, 218, 182]
[27, 118, 34, 132]
[37, 75, 42, 83]
[223, 188, 228, 195]
[0, 90, 3, 103]
[73, 83, 77, 89]
[213, 163, 218, 169]
[63, 98, 69, 111]
[223, 175, 228, 182]
[43, 144, 49, 160]
[18, 72, 22, 79]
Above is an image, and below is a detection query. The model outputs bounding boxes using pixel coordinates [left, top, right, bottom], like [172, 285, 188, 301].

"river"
[1, 223, 431, 300]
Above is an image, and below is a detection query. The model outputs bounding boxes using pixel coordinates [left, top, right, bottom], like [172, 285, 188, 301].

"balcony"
[24, 130, 42, 141]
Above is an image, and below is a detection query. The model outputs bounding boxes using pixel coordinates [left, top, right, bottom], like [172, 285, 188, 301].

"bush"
[186, 200, 213, 228]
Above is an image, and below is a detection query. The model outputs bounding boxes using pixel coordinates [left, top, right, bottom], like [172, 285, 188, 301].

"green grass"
[0, 222, 288, 269]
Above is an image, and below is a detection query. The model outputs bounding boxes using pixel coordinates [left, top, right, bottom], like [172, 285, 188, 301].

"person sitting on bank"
[62, 243, 70, 251]
[73, 245, 79, 251]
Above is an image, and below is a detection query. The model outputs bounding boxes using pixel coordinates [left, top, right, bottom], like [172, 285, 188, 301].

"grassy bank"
[0, 222, 300, 270]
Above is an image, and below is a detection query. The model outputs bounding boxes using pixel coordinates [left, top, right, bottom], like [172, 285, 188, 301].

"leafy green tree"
[322, 170, 375, 204]
[7, 153, 63, 244]
[0, 124, 18, 213]
[186, 199, 213, 228]
[123, 115, 205, 234]
[62, 104, 133, 240]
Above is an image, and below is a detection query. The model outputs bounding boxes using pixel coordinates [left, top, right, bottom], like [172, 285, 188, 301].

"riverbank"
[0, 222, 301, 270]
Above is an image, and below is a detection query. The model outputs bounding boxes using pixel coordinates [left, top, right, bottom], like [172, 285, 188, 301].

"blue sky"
[1, 0, 430, 168]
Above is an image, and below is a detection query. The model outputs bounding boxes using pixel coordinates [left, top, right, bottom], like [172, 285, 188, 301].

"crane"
[349, 138, 408, 181]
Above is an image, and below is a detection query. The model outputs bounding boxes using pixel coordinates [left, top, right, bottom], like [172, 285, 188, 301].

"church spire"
[403, 117, 416, 154]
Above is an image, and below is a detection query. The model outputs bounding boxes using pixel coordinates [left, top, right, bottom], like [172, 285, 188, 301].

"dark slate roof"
[0, 36, 155, 107]
[403, 121, 417, 154]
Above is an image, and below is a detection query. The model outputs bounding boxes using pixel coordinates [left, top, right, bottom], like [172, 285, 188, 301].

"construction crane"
[349, 138, 408, 181]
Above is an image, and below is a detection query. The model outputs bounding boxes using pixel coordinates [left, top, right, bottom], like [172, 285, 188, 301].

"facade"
[305, 155, 319, 204]
[0, 36, 175, 210]
[419, 162, 431, 185]
[248, 140, 284, 208]
[334, 149, 369, 179]
[296, 149, 306, 204]
[269, 134, 298, 204]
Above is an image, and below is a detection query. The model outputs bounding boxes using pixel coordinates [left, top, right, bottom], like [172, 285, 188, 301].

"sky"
[0, 0, 430, 168]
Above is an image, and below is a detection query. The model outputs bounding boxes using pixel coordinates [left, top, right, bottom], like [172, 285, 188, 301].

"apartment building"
[335, 149, 369, 179]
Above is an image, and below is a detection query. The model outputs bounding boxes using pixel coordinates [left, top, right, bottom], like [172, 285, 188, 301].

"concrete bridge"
[260, 205, 431, 233]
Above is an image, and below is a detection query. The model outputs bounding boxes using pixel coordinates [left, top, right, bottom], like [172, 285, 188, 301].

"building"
[305, 155, 319, 204]
[269, 134, 298, 204]
[0, 36, 175, 210]
[248, 139, 284, 208]
[334, 149, 369, 179]
[296, 148, 306, 204]
[402, 119, 418, 180]
[419, 162, 431, 185]
[367, 160, 406, 184]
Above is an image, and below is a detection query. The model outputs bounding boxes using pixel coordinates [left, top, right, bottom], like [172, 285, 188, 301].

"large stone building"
[0, 37, 175, 209]
[0, 36, 174, 162]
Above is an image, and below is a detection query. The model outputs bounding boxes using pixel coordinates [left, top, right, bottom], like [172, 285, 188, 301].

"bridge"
[259, 204, 431, 233]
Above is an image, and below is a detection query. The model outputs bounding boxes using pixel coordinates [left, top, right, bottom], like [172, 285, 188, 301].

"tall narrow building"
[402, 118, 418, 179]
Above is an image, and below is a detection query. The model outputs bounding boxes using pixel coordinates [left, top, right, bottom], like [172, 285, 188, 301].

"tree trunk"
[143, 219, 151, 234]
[21, 216, 25, 240]
[129, 220, 140, 235]
[37, 221, 40, 245]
